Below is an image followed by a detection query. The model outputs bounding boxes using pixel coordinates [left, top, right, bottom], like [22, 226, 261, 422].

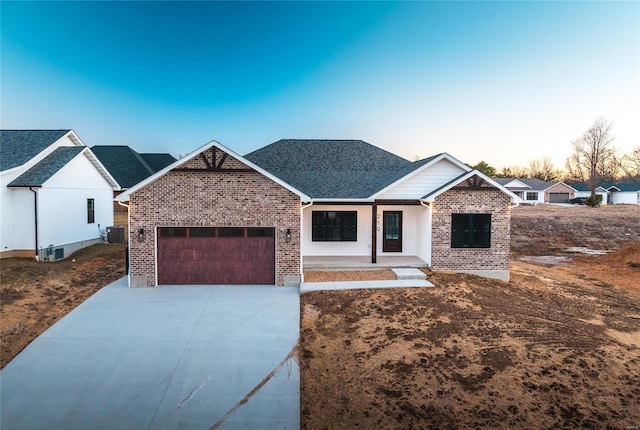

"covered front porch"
[303, 255, 428, 271]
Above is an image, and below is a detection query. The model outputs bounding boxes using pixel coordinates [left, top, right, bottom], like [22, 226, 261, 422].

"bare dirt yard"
[0, 244, 126, 368]
[301, 204, 640, 429]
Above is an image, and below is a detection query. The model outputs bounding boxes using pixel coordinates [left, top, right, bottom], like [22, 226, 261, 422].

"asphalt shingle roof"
[492, 177, 555, 190]
[1, 130, 71, 171]
[245, 139, 438, 198]
[572, 182, 640, 192]
[90, 146, 176, 189]
[140, 153, 177, 172]
[8, 147, 84, 187]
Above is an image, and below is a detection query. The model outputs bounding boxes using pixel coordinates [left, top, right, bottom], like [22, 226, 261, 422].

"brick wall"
[128, 149, 300, 286]
[431, 188, 510, 273]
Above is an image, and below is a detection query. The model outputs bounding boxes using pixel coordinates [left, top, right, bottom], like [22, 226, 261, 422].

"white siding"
[302, 204, 432, 259]
[611, 191, 640, 204]
[415, 204, 432, 264]
[377, 159, 466, 200]
[376, 205, 429, 257]
[1, 133, 83, 253]
[303, 205, 372, 256]
[37, 154, 114, 248]
[504, 179, 529, 188]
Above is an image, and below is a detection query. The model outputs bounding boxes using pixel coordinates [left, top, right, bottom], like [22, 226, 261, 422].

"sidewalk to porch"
[303, 255, 428, 271]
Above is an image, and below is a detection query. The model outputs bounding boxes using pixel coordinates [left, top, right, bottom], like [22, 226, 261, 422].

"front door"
[383, 211, 402, 252]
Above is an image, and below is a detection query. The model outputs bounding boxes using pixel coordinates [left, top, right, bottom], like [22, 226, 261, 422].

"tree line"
[470, 118, 640, 186]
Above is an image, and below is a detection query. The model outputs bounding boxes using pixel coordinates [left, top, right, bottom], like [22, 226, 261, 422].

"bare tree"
[566, 118, 615, 201]
[621, 146, 640, 180]
[497, 165, 528, 178]
[528, 156, 559, 182]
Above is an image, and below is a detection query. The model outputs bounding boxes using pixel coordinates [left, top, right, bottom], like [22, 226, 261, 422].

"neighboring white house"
[573, 182, 640, 205]
[493, 178, 576, 204]
[1, 130, 119, 260]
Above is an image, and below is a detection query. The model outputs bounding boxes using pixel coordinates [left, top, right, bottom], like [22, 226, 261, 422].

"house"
[116, 139, 518, 287]
[573, 182, 640, 205]
[90, 146, 176, 191]
[493, 178, 576, 204]
[0, 130, 119, 259]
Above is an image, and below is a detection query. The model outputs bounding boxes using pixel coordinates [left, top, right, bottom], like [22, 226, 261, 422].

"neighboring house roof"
[116, 140, 312, 202]
[90, 146, 176, 189]
[139, 153, 177, 172]
[245, 139, 441, 199]
[493, 177, 557, 191]
[0, 130, 71, 171]
[8, 147, 85, 187]
[572, 182, 640, 192]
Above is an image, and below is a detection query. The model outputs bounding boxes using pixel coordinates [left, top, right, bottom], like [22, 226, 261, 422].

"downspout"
[117, 200, 131, 278]
[29, 187, 39, 261]
[300, 201, 313, 282]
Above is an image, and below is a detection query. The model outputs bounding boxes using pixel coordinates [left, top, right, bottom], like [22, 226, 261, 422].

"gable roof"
[90, 146, 176, 189]
[422, 170, 520, 202]
[7, 147, 85, 187]
[0, 130, 72, 171]
[245, 139, 444, 199]
[116, 140, 312, 202]
[493, 177, 558, 191]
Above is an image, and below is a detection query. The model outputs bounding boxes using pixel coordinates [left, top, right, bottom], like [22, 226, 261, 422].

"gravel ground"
[303, 270, 397, 282]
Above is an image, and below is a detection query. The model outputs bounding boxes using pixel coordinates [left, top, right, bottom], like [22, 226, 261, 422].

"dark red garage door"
[157, 227, 275, 285]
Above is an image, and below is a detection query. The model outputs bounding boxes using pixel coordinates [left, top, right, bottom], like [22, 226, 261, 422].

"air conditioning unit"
[107, 226, 125, 243]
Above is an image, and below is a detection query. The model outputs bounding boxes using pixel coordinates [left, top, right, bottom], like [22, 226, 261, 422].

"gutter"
[29, 187, 39, 261]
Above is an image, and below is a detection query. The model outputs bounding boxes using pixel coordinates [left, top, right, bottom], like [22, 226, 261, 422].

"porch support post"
[371, 203, 377, 264]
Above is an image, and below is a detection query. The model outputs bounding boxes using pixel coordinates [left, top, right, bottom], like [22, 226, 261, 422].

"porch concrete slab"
[300, 278, 434, 293]
[304, 255, 428, 270]
[391, 268, 427, 280]
[0, 277, 300, 430]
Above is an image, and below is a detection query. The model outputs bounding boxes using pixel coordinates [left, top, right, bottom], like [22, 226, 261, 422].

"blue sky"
[1, 1, 638, 168]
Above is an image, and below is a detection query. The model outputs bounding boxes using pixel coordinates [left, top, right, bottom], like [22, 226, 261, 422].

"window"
[190, 227, 216, 237]
[248, 228, 274, 237]
[87, 199, 95, 224]
[218, 227, 244, 237]
[526, 192, 538, 201]
[451, 214, 491, 248]
[159, 227, 187, 237]
[312, 211, 357, 241]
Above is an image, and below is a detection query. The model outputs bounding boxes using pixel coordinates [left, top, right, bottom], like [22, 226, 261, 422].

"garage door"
[549, 193, 570, 203]
[157, 227, 275, 285]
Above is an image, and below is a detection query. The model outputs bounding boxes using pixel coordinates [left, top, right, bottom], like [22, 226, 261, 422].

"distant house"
[116, 139, 519, 287]
[573, 182, 640, 205]
[493, 178, 576, 204]
[0, 130, 119, 260]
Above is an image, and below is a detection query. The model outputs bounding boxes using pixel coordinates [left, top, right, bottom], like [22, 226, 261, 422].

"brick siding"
[128, 149, 300, 286]
[431, 188, 510, 272]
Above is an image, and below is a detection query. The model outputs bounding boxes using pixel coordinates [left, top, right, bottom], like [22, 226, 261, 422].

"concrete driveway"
[0, 278, 300, 429]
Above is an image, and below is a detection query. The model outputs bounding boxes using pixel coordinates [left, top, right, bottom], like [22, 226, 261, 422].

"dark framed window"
[218, 227, 244, 237]
[526, 192, 538, 201]
[159, 227, 187, 237]
[248, 228, 274, 237]
[189, 227, 216, 237]
[87, 198, 95, 224]
[451, 214, 491, 248]
[312, 211, 357, 242]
